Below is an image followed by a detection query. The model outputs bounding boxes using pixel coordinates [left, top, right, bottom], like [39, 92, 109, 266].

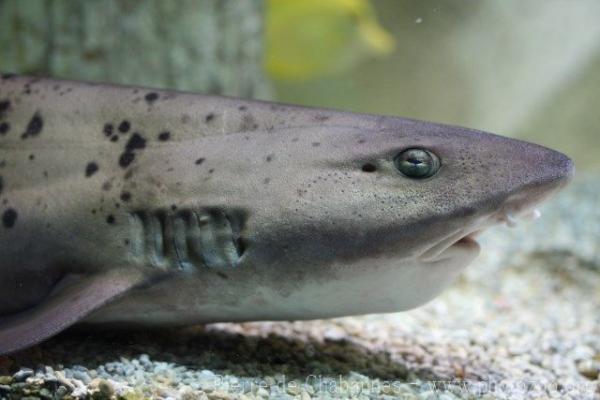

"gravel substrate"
[1, 174, 598, 400]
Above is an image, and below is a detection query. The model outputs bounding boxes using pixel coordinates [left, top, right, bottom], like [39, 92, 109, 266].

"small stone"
[55, 386, 69, 397]
[139, 354, 151, 365]
[72, 381, 88, 397]
[0, 376, 12, 385]
[577, 360, 600, 380]
[286, 381, 301, 395]
[39, 388, 53, 399]
[264, 376, 276, 386]
[13, 368, 34, 382]
[207, 391, 230, 400]
[181, 388, 205, 400]
[98, 379, 115, 397]
[200, 369, 216, 378]
[72, 370, 91, 384]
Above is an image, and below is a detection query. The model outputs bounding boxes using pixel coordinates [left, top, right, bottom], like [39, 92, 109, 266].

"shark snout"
[533, 145, 575, 188]
[421, 140, 573, 262]
[503, 143, 574, 216]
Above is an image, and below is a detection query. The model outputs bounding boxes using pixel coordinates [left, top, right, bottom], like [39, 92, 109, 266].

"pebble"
[577, 360, 600, 380]
[12, 368, 33, 382]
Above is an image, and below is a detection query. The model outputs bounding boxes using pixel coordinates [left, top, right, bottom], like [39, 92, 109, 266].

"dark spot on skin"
[115, 203, 121, 208]
[120, 191, 132, 202]
[266, 154, 274, 162]
[119, 133, 146, 169]
[106, 215, 115, 224]
[238, 105, 247, 111]
[357, 139, 366, 144]
[124, 239, 130, 246]
[119, 152, 135, 168]
[28, 154, 35, 161]
[205, 113, 215, 123]
[118, 120, 130, 133]
[312, 142, 320, 147]
[362, 163, 377, 173]
[314, 114, 330, 122]
[170, 204, 177, 211]
[103, 123, 114, 137]
[0, 122, 9, 135]
[292, 137, 299, 142]
[126, 133, 146, 151]
[209, 168, 215, 173]
[21, 111, 43, 139]
[91, 209, 97, 214]
[263, 178, 270, 184]
[144, 92, 159, 103]
[0, 99, 10, 117]
[102, 181, 112, 191]
[158, 131, 171, 141]
[2, 208, 18, 228]
[85, 162, 99, 177]
[110, 135, 119, 142]
[195, 158, 205, 165]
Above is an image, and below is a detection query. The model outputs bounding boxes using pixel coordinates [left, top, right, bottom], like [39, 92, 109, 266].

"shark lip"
[422, 206, 542, 262]
[454, 233, 479, 247]
[444, 231, 480, 255]
[420, 228, 481, 262]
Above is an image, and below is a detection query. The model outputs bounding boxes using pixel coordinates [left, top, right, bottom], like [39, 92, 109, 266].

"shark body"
[0, 74, 573, 354]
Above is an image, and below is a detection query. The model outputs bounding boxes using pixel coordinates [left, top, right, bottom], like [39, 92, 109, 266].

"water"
[274, 0, 600, 171]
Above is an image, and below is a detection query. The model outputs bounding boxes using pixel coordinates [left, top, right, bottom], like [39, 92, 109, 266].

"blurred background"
[268, 0, 600, 171]
[1, 0, 598, 170]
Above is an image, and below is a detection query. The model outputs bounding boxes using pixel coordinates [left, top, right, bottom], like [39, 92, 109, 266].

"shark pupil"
[394, 148, 440, 179]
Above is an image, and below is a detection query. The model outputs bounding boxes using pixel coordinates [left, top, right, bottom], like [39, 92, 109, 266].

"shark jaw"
[420, 169, 572, 265]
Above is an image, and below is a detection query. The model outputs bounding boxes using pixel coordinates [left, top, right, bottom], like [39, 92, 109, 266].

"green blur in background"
[269, 0, 600, 171]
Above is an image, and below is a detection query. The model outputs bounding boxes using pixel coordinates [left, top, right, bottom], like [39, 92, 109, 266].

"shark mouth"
[422, 208, 542, 262]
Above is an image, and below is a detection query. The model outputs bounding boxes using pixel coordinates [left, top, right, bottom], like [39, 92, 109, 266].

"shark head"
[187, 115, 574, 319]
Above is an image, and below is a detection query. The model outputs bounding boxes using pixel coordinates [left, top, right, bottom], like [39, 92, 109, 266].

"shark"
[0, 74, 573, 355]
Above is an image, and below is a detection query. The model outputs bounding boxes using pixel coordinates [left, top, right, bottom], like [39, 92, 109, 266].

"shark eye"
[394, 148, 440, 179]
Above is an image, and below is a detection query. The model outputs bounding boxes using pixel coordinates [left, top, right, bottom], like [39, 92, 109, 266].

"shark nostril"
[361, 163, 377, 173]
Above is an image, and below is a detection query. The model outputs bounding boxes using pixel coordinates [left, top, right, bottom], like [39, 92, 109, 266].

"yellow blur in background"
[265, 0, 394, 80]
[266, 0, 600, 171]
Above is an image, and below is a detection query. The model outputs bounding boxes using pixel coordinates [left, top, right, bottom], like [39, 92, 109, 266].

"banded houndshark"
[0, 74, 573, 355]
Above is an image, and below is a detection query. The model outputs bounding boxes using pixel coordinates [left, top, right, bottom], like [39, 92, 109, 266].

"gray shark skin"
[0, 74, 573, 355]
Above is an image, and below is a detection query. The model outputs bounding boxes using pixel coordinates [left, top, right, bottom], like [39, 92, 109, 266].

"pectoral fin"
[0, 268, 146, 355]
